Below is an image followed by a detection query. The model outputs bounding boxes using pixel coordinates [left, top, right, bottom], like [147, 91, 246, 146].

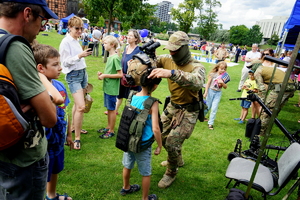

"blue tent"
[278, 0, 300, 50]
[58, 13, 89, 35]
[61, 13, 76, 23]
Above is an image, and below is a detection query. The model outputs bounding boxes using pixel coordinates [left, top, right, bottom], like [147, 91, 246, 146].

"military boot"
[158, 169, 177, 188]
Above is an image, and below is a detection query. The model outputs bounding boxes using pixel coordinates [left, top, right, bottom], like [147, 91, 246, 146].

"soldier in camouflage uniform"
[148, 31, 206, 188]
[254, 63, 295, 136]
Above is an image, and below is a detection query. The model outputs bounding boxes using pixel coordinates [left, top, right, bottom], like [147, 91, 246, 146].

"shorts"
[82, 41, 88, 46]
[241, 100, 251, 108]
[122, 147, 152, 176]
[104, 93, 117, 111]
[65, 69, 88, 94]
[47, 149, 64, 182]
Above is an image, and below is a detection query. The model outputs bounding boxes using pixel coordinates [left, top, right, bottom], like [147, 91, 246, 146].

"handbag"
[84, 83, 94, 113]
[84, 94, 93, 113]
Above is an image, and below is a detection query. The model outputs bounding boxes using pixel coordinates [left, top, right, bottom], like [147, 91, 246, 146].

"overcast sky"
[147, 0, 296, 30]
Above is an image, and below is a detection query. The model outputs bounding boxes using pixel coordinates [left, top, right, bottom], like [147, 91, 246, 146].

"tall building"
[256, 16, 289, 39]
[47, 0, 79, 19]
[154, 1, 173, 22]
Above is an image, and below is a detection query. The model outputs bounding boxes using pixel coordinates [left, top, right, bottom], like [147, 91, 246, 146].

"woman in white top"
[59, 16, 92, 150]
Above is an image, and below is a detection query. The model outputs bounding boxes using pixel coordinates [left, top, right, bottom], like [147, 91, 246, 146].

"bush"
[155, 33, 169, 40]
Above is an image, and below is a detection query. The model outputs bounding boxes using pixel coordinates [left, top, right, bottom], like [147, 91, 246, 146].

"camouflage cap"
[164, 31, 189, 51]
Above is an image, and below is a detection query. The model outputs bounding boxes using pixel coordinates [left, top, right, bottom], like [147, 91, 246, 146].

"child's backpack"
[83, 33, 89, 42]
[0, 33, 32, 151]
[116, 91, 159, 153]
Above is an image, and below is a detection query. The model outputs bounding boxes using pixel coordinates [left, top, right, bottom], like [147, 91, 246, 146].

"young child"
[203, 61, 228, 130]
[97, 35, 123, 138]
[32, 43, 73, 200]
[234, 70, 258, 124]
[120, 68, 162, 200]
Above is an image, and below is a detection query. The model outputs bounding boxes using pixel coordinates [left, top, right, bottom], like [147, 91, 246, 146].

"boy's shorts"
[122, 147, 152, 176]
[82, 41, 88, 46]
[47, 149, 64, 182]
[66, 69, 88, 94]
[241, 100, 251, 109]
[104, 93, 117, 111]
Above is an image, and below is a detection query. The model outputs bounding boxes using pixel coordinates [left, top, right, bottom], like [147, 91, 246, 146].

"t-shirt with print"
[103, 54, 122, 95]
[46, 80, 70, 158]
[241, 79, 257, 98]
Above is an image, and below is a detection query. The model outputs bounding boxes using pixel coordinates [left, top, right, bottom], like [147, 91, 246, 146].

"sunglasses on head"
[263, 53, 269, 56]
[74, 27, 84, 31]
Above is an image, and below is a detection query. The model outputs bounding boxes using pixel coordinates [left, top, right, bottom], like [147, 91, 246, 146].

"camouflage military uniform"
[156, 31, 205, 187]
[254, 65, 295, 135]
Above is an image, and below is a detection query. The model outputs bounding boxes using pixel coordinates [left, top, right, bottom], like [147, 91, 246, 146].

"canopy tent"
[278, 0, 300, 51]
[58, 13, 89, 34]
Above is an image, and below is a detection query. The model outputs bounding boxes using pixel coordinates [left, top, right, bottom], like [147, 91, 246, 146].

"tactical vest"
[116, 91, 159, 153]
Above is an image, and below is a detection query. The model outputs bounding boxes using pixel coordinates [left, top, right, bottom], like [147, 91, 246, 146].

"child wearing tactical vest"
[97, 35, 123, 138]
[120, 76, 162, 200]
[32, 43, 74, 200]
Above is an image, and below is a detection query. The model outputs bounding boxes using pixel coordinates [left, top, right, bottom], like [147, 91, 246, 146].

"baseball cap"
[2, 0, 59, 19]
[164, 31, 189, 51]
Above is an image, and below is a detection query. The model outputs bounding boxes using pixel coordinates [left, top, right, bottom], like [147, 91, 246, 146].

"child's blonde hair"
[209, 61, 227, 75]
[103, 35, 119, 49]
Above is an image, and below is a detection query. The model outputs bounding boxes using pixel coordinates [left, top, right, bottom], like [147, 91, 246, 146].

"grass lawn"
[36, 31, 300, 200]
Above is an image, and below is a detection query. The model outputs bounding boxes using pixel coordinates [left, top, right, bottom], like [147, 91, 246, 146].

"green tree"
[267, 33, 280, 45]
[198, 0, 221, 39]
[96, 16, 105, 28]
[245, 25, 263, 46]
[229, 25, 249, 45]
[171, 0, 199, 33]
[209, 29, 229, 42]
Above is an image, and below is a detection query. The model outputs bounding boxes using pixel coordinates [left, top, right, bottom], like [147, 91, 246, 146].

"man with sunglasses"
[148, 31, 206, 188]
[0, 0, 58, 199]
[237, 43, 261, 92]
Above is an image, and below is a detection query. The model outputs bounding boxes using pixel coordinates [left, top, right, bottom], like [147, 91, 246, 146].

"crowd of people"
[0, 0, 299, 200]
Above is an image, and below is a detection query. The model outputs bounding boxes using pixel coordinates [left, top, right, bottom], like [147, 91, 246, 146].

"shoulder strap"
[0, 33, 31, 64]
[0, 34, 30, 86]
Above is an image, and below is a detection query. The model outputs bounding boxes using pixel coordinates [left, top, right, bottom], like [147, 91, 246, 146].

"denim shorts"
[65, 69, 88, 94]
[122, 147, 152, 176]
[0, 154, 48, 200]
[104, 93, 117, 111]
[82, 41, 88, 46]
[241, 100, 251, 109]
[47, 149, 64, 182]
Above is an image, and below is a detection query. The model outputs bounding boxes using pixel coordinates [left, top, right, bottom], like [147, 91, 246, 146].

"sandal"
[71, 129, 88, 134]
[208, 125, 214, 130]
[120, 184, 140, 196]
[45, 193, 72, 200]
[73, 140, 81, 150]
[148, 194, 158, 200]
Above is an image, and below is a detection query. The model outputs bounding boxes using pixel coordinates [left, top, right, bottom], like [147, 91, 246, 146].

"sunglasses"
[38, 14, 48, 27]
[263, 53, 269, 56]
[74, 27, 84, 31]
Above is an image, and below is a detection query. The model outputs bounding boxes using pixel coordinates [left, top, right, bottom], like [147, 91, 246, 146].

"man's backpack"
[0, 34, 32, 151]
[116, 91, 159, 153]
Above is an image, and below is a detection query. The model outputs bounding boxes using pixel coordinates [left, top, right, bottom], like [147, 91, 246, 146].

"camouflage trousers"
[260, 90, 294, 135]
[161, 103, 199, 176]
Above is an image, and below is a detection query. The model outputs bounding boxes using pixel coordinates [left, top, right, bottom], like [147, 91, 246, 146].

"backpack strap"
[0, 33, 31, 86]
[130, 96, 158, 137]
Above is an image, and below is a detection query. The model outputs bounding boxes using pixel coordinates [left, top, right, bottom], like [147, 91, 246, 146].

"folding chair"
[225, 142, 300, 199]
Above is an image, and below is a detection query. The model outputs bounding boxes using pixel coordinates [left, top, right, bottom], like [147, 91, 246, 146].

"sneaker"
[236, 89, 241, 92]
[97, 128, 108, 133]
[161, 160, 184, 167]
[120, 184, 140, 196]
[148, 194, 158, 200]
[99, 131, 115, 139]
[238, 120, 244, 124]
[234, 118, 241, 121]
[158, 174, 176, 188]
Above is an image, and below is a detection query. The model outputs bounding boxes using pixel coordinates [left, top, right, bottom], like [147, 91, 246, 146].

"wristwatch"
[170, 69, 175, 77]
